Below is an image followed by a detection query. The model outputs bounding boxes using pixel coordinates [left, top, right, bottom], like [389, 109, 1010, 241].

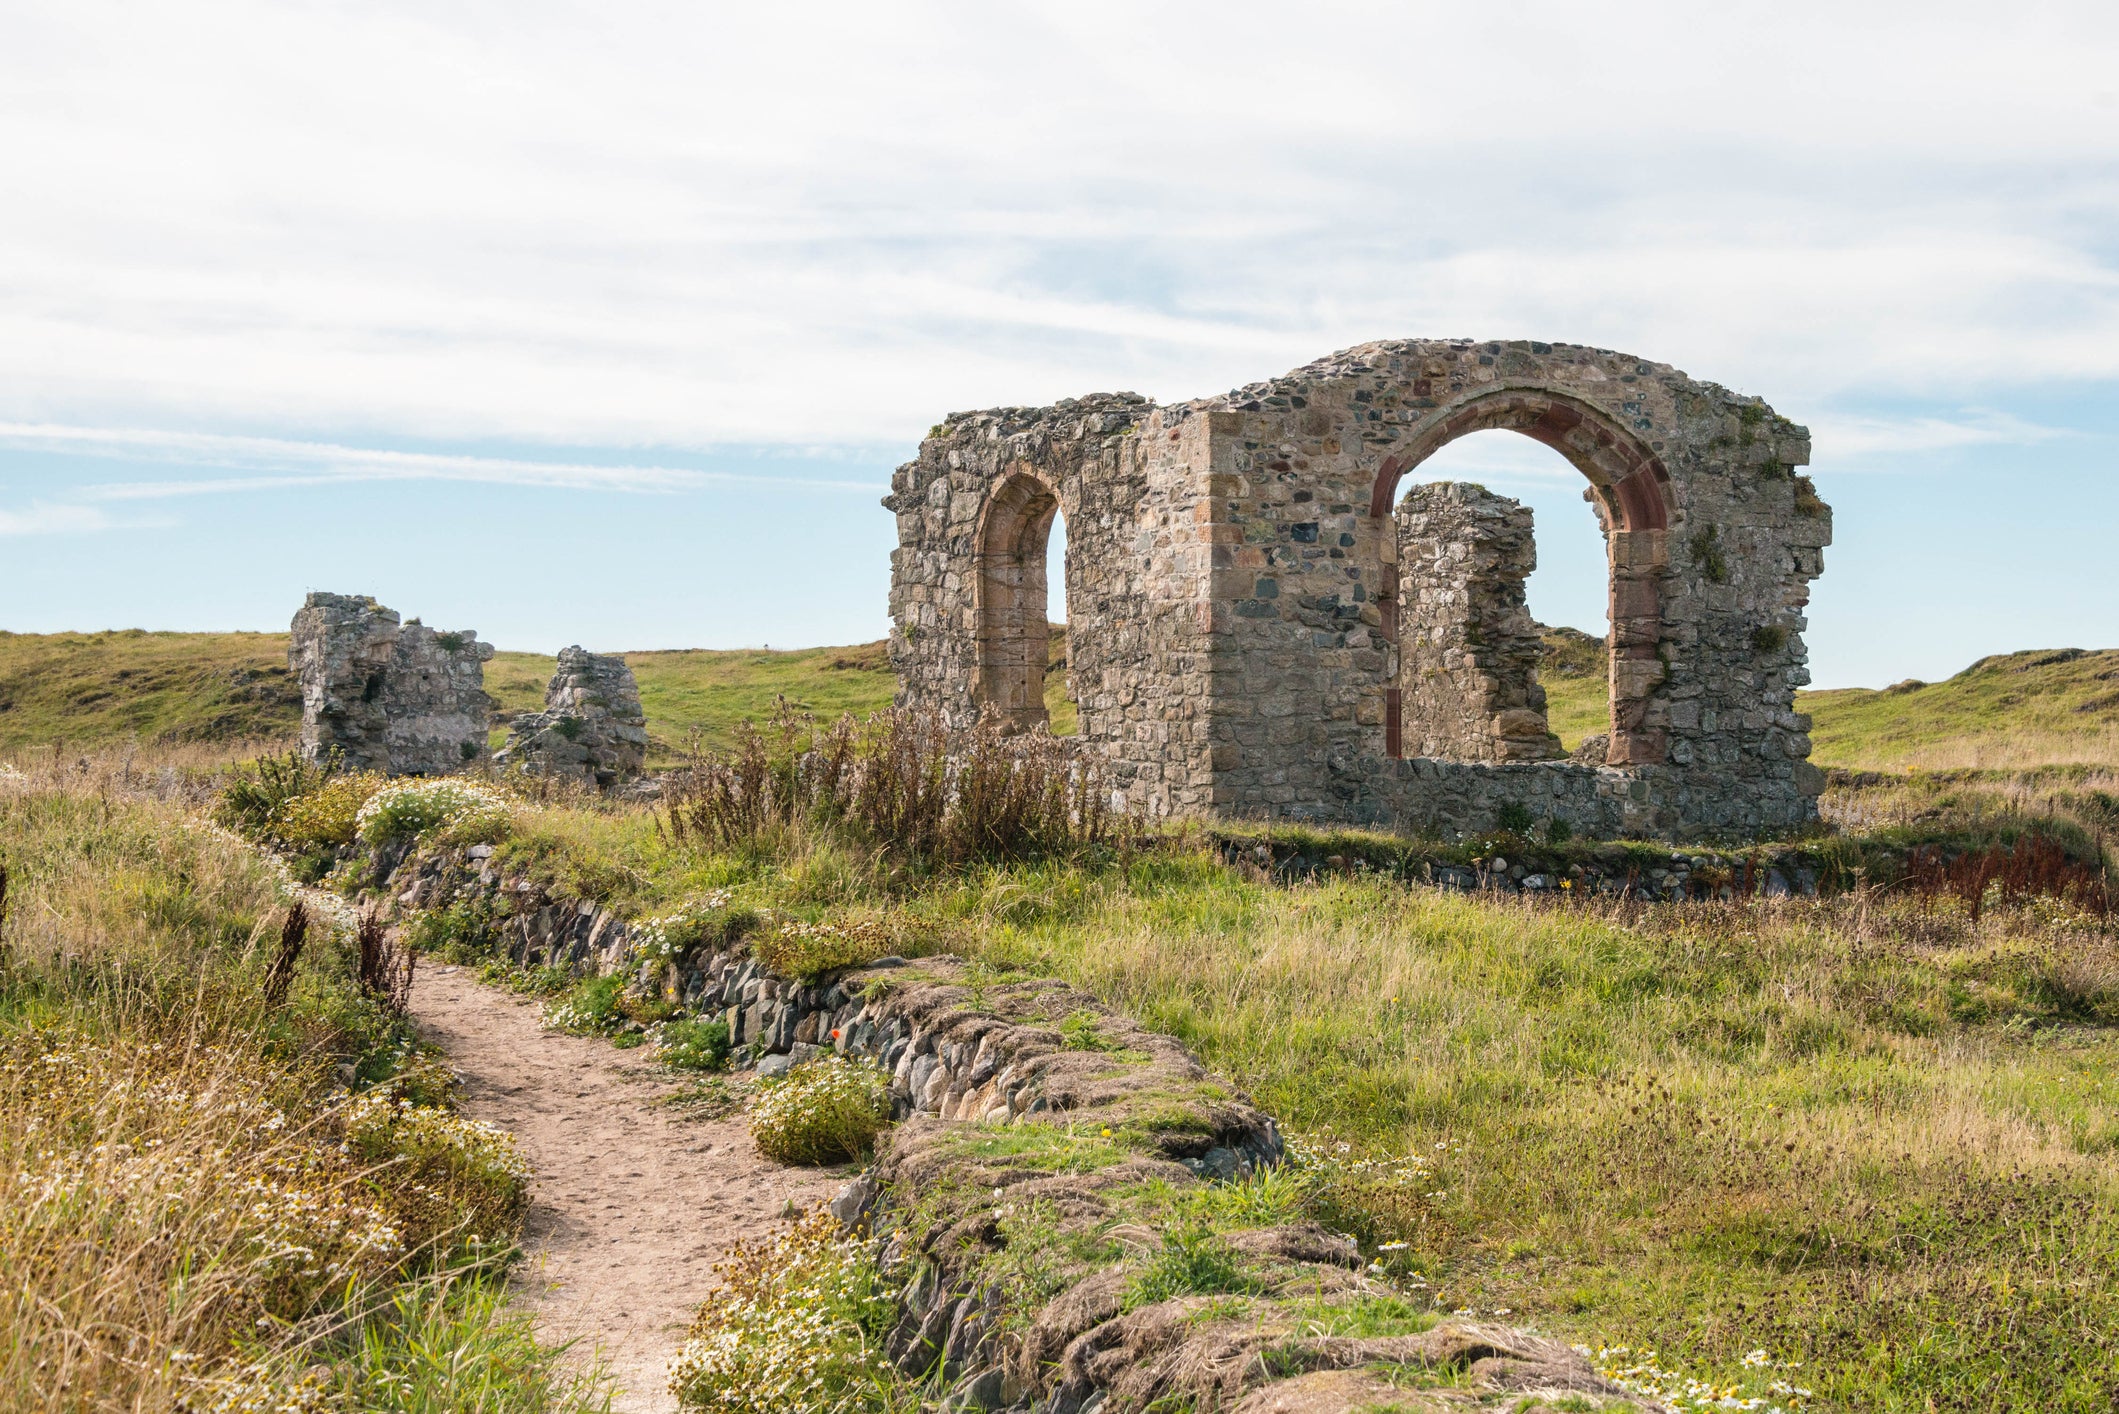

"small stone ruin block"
[496, 646, 648, 788]
[289, 592, 496, 776]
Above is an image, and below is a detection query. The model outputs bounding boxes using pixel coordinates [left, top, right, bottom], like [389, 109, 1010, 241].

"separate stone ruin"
[495, 646, 649, 787]
[887, 337, 1833, 841]
[1395, 482, 1562, 763]
[289, 592, 495, 775]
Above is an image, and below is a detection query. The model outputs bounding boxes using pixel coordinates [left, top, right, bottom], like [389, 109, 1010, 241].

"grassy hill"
[11, 627, 2119, 774]
[0, 631, 907, 763]
[1802, 648, 2119, 770]
[1541, 636, 2119, 771]
[1537, 626, 1608, 749]
[0, 630, 300, 753]
[488, 642, 901, 760]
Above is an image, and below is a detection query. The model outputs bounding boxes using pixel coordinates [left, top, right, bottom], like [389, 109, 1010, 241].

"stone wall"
[495, 646, 648, 787]
[1394, 482, 1562, 763]
[889, 338, 1833, 841]
[886, 393, 1215, 810]
[289, 592, 495, 775]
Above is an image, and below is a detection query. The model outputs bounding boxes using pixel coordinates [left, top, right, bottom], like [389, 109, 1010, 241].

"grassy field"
[0, 628, 1064, 763]
[0, 629, 908, 762]
[1803, 648, 2119, 770]
[0, 629, 299, 754]
[28, 657, 2119, 1409]
[18, 625, 2119, 775]
[0, 759, 607, 1410]
[1540, 626, 1608, 749]
[337, 759, 2119, 1412]
[489, 641, 903, 759]
[1542, 639, 2119, 771]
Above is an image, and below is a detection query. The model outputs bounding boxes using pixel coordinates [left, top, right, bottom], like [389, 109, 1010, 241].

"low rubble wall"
[1219, 832, 1832, 900]
[387, 845, 1279, 1173]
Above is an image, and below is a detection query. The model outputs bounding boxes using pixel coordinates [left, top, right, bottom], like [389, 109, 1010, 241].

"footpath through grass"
[0, 763, 609, 1412]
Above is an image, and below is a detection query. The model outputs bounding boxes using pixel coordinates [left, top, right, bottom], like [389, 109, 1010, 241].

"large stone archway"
[886, 341, 1832, 841]
[1368, 387, 1675, 768]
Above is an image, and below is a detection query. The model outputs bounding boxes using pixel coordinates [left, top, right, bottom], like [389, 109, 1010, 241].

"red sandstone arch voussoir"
[1369, 386, 1673, 535]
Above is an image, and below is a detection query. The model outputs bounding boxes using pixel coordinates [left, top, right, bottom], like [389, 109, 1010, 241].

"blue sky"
[3, 2, 2117, 687]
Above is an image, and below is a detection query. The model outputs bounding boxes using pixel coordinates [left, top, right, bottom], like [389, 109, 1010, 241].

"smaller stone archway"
[972, 468, 1061, 731]
[1369, 389, 1673, 767]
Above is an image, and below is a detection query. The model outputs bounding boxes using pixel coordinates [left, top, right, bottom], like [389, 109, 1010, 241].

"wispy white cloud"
[1, 2, 2116, 447]
[0, 422, 887, 498]
[1804, 410, 2070, 460]
[0, 502, 115, 535]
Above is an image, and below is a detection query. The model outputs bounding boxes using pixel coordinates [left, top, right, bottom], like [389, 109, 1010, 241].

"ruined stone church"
[886, 338, 1830, 840]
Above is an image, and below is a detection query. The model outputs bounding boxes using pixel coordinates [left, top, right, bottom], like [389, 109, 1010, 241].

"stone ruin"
[1395, 482, 1563, 764]
[290, 592, 496, 775]
[495, 646, 648, 787]
[887, 337, 1833, 841]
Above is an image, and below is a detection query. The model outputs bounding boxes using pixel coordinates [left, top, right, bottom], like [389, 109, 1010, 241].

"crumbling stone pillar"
[496, 647, 648, 788]
[289, 592, 496, 775]
[1393, 483, 1563, 763]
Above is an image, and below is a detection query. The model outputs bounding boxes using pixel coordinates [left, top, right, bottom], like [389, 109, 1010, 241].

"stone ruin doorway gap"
[1368, 387, 1674, 768]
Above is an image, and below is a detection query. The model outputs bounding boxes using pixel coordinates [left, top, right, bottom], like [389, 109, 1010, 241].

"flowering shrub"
[668, 1206, 901, 1414]
[1580, 1344, 1813, 1412]
[340, 1090, 530, 1261]
[631, 891, 759, 966]
[276, 772, 386, 847]
[400, 902, 498, 965]
[1283, 1134, 1446, 1250]
[656, 1018, 734, 1072]
[748, 1057, 894, 1165]
[355, 780, 514, 847]
[539, 974, 675, 1036]
[212, 749, 337, 841]
[753, 918, 889, 983]
[1, 1034, 405, 1404]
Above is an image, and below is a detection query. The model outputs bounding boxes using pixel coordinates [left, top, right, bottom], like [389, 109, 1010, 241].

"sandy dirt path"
[410, 966, 845, 1413]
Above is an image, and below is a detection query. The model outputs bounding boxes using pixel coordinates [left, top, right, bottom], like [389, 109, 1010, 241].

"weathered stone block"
[497, 645, 650, 789]
[290, 592, 494, 776]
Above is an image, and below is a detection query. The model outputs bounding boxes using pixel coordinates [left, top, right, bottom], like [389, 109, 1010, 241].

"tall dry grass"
[1837, 726, 2119, 774]
[0, 769, 597, 1412]
[0, 736, 295, 808]
[662, 705, 1124, 870]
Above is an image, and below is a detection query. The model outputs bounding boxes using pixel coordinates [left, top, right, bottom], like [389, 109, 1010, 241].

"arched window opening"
[975, 472, 1073, 734]
[1044, 510, 1077, 735]
[1405, 431, 1612, 761]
